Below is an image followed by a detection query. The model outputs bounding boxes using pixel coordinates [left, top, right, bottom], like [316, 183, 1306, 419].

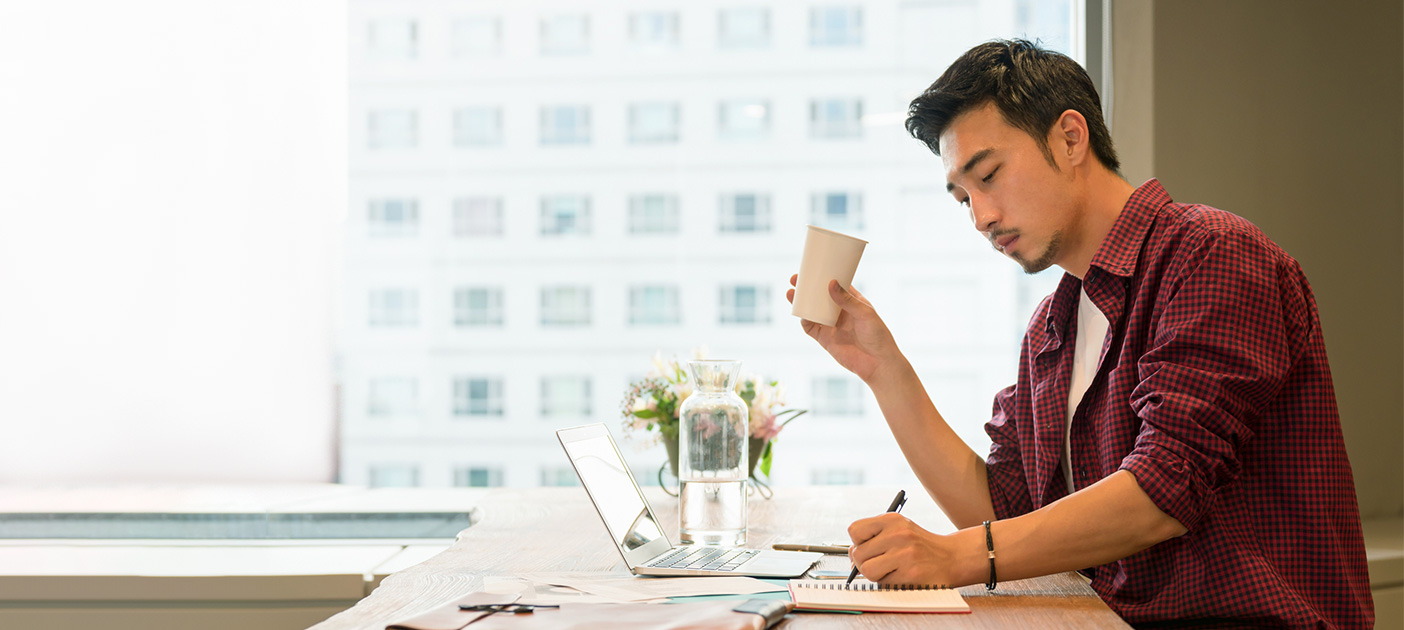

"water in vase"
[677, 359, 749, 546]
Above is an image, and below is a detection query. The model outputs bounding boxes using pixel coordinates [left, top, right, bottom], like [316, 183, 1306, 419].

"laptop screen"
[559, 426, 666, 553]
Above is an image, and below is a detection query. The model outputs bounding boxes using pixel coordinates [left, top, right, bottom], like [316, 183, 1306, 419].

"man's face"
[940, 103, 1079, 274]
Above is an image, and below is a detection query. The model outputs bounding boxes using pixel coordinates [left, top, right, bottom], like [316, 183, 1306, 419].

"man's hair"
[906, 39, 1120, 173]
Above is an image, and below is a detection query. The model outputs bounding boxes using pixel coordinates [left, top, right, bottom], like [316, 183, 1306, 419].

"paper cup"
[791, 225, 868, 326]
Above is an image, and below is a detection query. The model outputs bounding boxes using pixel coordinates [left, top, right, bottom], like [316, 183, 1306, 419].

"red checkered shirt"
[984, 180, 1373, 629]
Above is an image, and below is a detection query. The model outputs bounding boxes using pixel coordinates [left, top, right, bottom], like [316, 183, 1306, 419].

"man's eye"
[957, 197, 970, 207]
[982, 167, 999, 183]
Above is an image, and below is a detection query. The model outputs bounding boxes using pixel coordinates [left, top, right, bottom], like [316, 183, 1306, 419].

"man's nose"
[969, 196, 1000, 232]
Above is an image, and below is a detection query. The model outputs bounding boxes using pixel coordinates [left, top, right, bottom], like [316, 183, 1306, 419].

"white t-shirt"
[1064, 286, 1110, 495]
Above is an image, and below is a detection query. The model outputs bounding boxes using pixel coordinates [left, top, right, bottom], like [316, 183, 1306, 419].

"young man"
[788, 40, 1373, 629]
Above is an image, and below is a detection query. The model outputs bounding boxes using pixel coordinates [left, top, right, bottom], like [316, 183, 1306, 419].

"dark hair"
[906, 39, 1120, 173]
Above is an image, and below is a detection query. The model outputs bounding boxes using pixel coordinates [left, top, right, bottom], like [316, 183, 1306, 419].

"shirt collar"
[1087, 179, 1173, 278]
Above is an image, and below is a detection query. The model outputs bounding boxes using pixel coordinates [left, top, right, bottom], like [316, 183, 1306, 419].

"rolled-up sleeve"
[1120, 228, 1296, 532]
[986, 382, 1035, 519]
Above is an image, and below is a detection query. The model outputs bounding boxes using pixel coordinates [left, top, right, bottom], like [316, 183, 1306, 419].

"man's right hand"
[786, 274, 904, 384]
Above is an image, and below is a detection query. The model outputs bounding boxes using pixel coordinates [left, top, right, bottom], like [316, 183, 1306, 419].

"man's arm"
[848, 469, 1185, 586]
[787, 276, 997, 528]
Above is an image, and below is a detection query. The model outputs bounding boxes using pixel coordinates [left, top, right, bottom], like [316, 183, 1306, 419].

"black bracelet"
[983, 520, 997, 590]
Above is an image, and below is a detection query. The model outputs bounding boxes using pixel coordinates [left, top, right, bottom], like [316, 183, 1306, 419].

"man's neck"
[1059, 170, 1137, 279]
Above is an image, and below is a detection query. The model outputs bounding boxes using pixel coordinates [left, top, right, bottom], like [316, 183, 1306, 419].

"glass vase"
[677, 359, 749, 546]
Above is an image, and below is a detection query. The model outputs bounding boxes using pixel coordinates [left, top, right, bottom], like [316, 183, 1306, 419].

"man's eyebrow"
[945, 147, 995, 192]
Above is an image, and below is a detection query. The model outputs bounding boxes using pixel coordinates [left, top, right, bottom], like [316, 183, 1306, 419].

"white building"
[341, 0, 1076, 489]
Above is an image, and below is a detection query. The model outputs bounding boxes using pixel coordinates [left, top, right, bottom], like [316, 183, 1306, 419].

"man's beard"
[1011, 231, 1062, 274]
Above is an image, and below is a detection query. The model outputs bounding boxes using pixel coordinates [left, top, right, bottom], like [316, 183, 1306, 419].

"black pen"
[847, 489, 907, 585]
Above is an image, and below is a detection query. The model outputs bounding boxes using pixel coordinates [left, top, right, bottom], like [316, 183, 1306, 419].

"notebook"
[555, 423, 822, 578]
[787, 581, 970, 613]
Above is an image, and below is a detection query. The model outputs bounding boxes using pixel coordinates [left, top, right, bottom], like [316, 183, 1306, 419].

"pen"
[847, 489, 907, 585]
[772, 543, 851, 554]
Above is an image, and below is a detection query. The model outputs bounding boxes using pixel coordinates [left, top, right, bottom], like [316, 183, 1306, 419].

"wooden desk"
[313, 486, 1131, 630]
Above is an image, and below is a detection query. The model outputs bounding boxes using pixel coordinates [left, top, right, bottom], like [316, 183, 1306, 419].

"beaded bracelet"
[983, 520, 997, 590]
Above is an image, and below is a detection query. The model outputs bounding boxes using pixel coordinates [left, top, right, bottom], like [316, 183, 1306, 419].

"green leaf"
[631, 409, 658, 419]
[759, 441, 774, 477]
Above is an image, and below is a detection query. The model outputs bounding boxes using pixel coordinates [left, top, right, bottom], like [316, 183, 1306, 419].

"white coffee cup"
[791, 225, 868, 326]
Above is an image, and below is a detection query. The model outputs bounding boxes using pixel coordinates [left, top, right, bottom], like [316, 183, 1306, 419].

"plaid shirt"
[985, 180, 1373, 629]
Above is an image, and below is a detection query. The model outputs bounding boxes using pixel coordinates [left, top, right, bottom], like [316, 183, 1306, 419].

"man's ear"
[1052, 109, 1091, 168]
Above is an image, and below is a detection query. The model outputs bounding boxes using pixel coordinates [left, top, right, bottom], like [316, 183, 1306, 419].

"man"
[788, 40, 1373, 629]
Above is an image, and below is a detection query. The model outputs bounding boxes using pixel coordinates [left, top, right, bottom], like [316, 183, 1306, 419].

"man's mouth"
[995, 234, 1018, 252]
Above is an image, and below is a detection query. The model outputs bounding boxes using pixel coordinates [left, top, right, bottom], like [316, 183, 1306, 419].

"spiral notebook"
[787, 581, 970, 613]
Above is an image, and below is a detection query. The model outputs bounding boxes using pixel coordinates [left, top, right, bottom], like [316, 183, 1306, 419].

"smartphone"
[809, 570, 852, 580]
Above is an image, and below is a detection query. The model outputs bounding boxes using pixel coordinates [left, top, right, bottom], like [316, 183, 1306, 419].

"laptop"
[556, 423, 823, 578]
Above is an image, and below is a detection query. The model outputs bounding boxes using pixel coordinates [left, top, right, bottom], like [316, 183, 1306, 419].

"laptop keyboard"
[645, 547, 759, 572]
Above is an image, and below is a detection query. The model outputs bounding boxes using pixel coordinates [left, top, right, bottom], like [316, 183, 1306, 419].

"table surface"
[312, 485, 1132, 630]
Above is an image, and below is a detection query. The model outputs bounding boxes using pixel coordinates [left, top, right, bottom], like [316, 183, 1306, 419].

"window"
[719, 284, 770, 324]
[367, 19, 417, 60]
[540, 15, 589, 56]
[628, 102, 680, 144]
[630, 285, 681, 325]
[540, 195, 591, 236]
[811, 192, 863, 231]
[541, 286, 591, 326]
[368, 288, 419, 328]
[454, 287, 504, 327]
[629, 194, 680, 234]
[540, 105, 591, 145]
[719, 193, 771, 233]
[369, 464, 419, 487]
[718, 100, 770, 140]
[367, 198, 418, 237]
[540, 466, 582, 487]
[368, 377, 419, 417]
[453, 377, 504, 417]
[809, 6, 863, 47]
[812, 376, 864, 416]
[453, 467, 505, 487]
[629, 12, 679, 50]
[540, 376, 591, 417]
[718, 7, 769, 49]
[810, 98, 863, 139]
[368, 109, 418, 149]
[453, 197, 504, 237]
[810, 468, 865, 485]
[451, 17, 501, 58]
[454, 107, 503, 147]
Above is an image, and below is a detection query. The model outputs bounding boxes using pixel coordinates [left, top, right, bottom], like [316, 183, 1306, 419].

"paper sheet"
[517, 572, 785, 601]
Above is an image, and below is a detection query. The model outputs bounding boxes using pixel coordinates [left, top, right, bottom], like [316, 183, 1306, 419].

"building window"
[453, 197, 504, 237]
[368, 288, 419, 328]
[541, 286, 591, 326]
[368, 198, 418, 238]
[368, 109, 418, 149]
[454, 287, 504, 327]
[453, 467, 505, 487]
[540, 195, 591, 236]
[719, 193, 771, 233]
[368, 377, 419, 417]
[367, 19, 417, 60]
[629, 194, 680, 234]
[811, 192, 863, 232]
[718, 100, 770, 140]
[451, 17, 501, 58]
[453, 377, 505, 417]
[629, 12, 679, 50]
[453, 107, 503, 147]
[809, 6, 863, 47]
[540, 466, 582, 487]
[540, 15, 589, 56]
[630, 285, 681, 325]
[540, 105, 591, 145]
[809, 98, 863, 139]
[628, 102, 680, 144]
[541, 376, 591, 417]
[718, 7, 769, 49]
[810, 468, 865, 485]
[369, 464, 420, 488]
[812, 376, 864, 416]
[719, 284, 770, 324]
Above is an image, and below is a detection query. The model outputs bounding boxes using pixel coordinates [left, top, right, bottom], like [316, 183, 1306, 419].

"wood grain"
[311, 486, 1130, 630]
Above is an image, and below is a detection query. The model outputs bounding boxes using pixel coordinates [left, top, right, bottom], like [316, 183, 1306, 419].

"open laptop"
[556, 423, 823, 578]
